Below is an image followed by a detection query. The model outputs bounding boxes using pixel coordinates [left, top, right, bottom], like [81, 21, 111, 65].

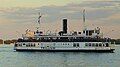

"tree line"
[0, 39, 17, 44]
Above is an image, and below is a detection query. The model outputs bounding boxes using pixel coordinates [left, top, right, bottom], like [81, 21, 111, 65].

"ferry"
[14, 10, 115, 52]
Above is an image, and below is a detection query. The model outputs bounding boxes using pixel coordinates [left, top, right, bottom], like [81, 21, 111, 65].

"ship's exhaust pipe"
[63, 19, 67, 33]
[59, 19, 68, 35]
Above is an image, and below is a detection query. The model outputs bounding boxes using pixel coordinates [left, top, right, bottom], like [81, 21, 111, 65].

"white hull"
[14, 42, 115, 52]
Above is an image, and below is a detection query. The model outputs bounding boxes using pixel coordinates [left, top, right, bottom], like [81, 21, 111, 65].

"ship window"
[106, 43, 109, 47]
[73, 43, 76, 47]
[83, 31, 85, 33]
[77, 43, 79, 47]
[15, 44, 18, 47]
[103, 44, 105, 47]
[23, 43, 25, 45]
[89, 43, 91, 46]
[96, 43, 98, 47]
[99, 43, 102, 47]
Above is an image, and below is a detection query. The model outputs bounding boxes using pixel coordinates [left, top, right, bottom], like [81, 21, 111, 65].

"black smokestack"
[63, 19, 67, 33]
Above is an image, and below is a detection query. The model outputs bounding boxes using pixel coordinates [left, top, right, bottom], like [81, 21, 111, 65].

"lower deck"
[14, 42, 115, 52]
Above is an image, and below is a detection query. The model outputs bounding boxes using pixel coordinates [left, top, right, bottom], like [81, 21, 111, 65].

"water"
[0, 44, 120, 67]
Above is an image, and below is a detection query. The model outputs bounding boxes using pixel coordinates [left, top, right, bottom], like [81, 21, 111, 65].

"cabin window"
[83, 31, 85, 33]
[77, 43, 79, 47]
[106, 43, 109, 47]
[23, 43, 25, 45]
[99, 43, 102, 47]
[86, 30, 89, 35]
[73, 43, 76, 47]
[15, 44, 18, 47]
[89, 43, 91, 46]
[102, 44, 104, 47]
[96, 43, 98, 47]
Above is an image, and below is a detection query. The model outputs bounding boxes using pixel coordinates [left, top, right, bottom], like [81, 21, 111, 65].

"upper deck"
[17, 35, 110, 42]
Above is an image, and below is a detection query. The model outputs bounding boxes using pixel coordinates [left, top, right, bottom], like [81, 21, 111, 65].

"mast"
[38, 12, 42, 25]
[37, 12, 42, 30]
[83, 9, 86, 30]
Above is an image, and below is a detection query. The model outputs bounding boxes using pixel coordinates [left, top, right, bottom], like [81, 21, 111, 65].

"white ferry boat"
[14, 10, 115, 52]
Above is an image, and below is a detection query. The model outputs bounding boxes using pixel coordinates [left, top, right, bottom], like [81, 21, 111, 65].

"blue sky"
[0, 0, 120, 39]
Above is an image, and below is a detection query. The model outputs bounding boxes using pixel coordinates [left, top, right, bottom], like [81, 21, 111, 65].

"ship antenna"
[83, 9, 86, 30]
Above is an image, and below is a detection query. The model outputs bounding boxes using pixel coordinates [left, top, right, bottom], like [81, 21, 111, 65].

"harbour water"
[0, 44, 120, 67]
